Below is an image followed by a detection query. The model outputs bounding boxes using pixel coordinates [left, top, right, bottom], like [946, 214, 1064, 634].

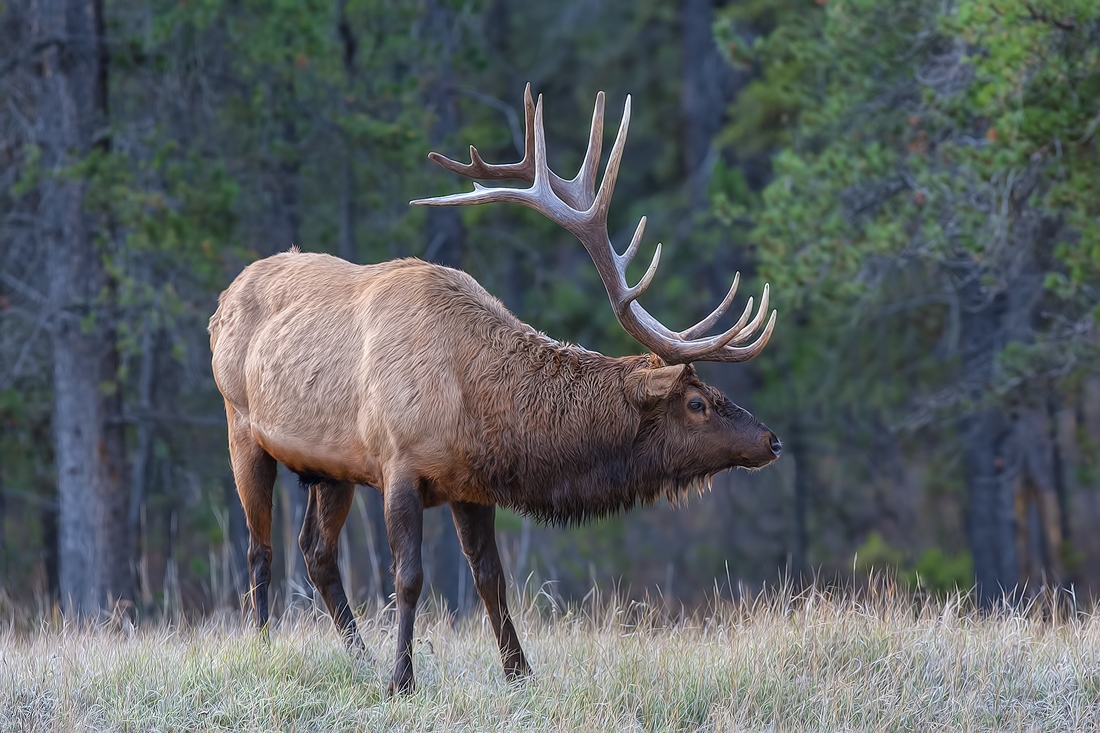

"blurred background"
[1, 0, 1099, 620]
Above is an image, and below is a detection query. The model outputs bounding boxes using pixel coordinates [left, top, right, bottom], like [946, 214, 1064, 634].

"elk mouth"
[739, 455, 779, 471]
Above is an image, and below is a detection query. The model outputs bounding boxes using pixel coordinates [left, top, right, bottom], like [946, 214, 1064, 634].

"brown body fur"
[210, 250, 779, 694]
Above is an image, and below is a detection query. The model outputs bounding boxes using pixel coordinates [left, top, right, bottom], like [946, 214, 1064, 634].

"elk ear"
[625, 364, 688, 407]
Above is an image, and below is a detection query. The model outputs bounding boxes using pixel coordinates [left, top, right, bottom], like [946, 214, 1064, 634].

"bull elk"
[209, 85, 780, 695]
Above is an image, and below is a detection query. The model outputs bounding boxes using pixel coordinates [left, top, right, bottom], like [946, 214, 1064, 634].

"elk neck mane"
[455, 289, 717, 526]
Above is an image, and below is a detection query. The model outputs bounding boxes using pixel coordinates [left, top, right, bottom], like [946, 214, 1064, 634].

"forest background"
[1, 0, 1099, 620]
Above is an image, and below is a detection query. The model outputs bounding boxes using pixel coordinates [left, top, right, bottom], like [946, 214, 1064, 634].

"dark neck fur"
[463, 331, 711, 525]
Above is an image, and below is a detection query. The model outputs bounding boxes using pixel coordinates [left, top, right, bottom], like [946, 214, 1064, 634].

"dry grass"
[2, 585, 1099, 732]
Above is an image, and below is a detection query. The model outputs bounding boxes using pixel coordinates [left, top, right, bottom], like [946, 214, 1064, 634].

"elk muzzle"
[735, 425, 782, 469]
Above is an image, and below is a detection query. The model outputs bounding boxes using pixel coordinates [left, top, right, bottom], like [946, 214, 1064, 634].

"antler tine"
[423, 83, 603, 211]
[410, 181, 536, 209]
[426, 144, 530, 181]
[522, 83, 536, 165]
[622, 243, 662, 303]
[678, 272, 740, 340]
[621, 216, 647, 269]
[424, 83, 537, 182]
[680, 308, 777, 363]
[412, 93, 588, 235]
[688, 295, 754, 344]
[666, 284, 772, 362]
[532, 94, 551, 188]
[592, 94, 631, 221]
[675, 279, 766, 349]
[726, 283, 770, 346]
[560, 91, 605, 211]
[719, 309, 778, 361]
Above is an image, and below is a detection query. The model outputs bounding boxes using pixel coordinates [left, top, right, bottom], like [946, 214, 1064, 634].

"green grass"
[2, 587, 1099, 731]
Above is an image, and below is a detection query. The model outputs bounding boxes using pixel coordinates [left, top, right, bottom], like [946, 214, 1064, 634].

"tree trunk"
[338, 161, 357, 263]
[962, 206, 1060, 603]
[422, 0, 468, 272]
[957, 271, 1016, 607]
[0, 450, 6, 589]
[224, 474, 250, 604]
[1010, 405, 1064, 588]
[96, 314, 130, 607]
[37, 0, 129, 616]
[1048, 392, 1072, 579]
[679, 0, 747, 208]
[357, 487, 391, 603]
[279, 468, 308, 606]
[336, 0, 358, 265]
[41, 503, 60, 606]
[128, 325, 158, 602]
[788, 415, 810, 580]
[422, 79, 466, 269]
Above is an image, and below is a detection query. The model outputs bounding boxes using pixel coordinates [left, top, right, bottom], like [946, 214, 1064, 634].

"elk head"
[413, 84, 781, 473]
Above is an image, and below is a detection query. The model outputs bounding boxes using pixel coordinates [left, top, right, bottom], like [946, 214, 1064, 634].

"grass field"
[2, 585, 1098, 732]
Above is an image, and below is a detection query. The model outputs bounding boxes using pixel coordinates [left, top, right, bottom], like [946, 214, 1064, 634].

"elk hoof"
[344, 633, 369, 659]
[387, 672, 416, 696]
[505, 662, 532, 684]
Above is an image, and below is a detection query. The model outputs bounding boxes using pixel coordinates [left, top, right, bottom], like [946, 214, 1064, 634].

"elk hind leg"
[451, 501, 530, 680]
[385, 476, 424, 695]
[226, 403, 277, 633]
[298, 478, 365, 654]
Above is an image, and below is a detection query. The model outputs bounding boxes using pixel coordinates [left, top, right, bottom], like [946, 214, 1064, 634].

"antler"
[410, 84, 776, 365]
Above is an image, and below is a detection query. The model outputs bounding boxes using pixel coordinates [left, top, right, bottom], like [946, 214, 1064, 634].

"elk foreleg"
[225, 401, 277, 633]
[298, 480, 365, 655]
[451, 501, 531, 681]
[384, 475, 424, 695]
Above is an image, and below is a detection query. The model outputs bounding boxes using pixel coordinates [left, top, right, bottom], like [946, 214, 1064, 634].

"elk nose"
[769, 434, 783, 457]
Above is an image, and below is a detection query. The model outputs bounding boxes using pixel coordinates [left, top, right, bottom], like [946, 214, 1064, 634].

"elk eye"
[688, 398, 705, 413]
